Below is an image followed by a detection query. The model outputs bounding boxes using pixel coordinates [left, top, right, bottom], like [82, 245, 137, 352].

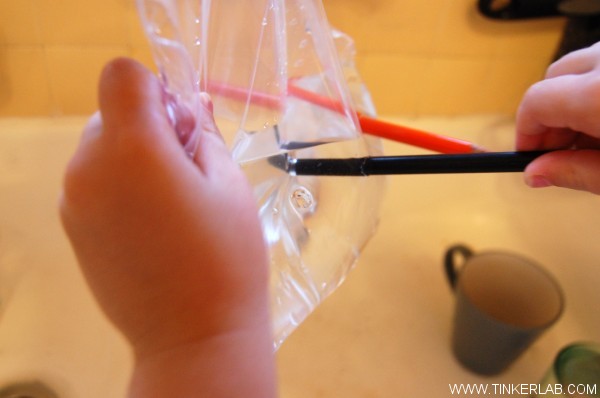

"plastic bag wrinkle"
[137, 0, 385, 348]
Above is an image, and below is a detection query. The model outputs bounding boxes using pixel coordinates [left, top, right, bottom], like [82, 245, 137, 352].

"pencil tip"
[266, 153, 291, 173]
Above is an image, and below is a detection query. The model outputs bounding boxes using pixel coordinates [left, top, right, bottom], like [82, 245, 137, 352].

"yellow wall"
[0, 0, 565, 117]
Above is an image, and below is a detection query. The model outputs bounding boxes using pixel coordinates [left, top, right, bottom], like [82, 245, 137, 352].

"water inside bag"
[137, 0, 385, 347]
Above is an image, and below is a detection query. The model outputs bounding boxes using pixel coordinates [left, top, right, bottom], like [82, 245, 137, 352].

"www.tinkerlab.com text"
[449, 383, 597, 395]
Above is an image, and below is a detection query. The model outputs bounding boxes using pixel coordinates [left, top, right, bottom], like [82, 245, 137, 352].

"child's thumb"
[98, 58, 175, 147]
[524, 150, 600, 195]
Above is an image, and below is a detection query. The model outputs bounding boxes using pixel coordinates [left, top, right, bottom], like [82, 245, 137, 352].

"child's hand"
[60, 58, 276, 397]
[516, 42, 600, 195]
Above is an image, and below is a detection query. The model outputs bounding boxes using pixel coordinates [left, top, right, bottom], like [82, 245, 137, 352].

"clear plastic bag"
[137, 0, 385, 348]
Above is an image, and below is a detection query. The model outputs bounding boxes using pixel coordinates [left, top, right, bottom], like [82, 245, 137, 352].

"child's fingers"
[524, 149, 600, 195]
[195, 93, 225, 142]
[192, 93, 240, 178]
[98, 58, 177, 150]
[97, 58, 239, 180]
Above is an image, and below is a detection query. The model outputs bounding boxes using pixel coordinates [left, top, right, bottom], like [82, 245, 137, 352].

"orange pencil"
[357, 113, 482, 154]
[207, 80, 483, 154]
[286, 83, 482, 154]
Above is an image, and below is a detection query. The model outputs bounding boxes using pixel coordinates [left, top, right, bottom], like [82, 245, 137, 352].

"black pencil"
[269, 151, 549, 176]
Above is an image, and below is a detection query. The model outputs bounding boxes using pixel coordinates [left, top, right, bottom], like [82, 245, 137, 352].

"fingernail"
[526, 175, 552, 188]
[199, 92, 213, 113]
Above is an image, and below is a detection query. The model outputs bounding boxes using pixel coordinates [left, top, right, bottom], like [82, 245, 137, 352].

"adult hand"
[516, 42, 600, 194]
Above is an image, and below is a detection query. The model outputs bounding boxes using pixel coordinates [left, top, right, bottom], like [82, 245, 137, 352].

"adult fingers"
[545, 42, 600, 79]
[515, 73, 600, 150]
[524, 149, 600, 195]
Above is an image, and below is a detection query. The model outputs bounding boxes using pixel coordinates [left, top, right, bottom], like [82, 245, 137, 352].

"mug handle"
[444, 244, 474, 290]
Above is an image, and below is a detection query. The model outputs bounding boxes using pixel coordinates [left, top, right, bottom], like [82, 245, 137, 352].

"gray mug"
[445, 244, 564, 375]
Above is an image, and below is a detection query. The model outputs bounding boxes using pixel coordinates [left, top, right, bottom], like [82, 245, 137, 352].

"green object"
[534, 343, 600, 397]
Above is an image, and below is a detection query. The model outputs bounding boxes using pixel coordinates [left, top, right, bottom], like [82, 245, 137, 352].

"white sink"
[0, 115, 599, 397]
[0, 118, 131, 398]
[278, 115, 600, 397]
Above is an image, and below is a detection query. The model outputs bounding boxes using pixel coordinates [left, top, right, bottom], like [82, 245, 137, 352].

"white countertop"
[0, 115, 599, 397]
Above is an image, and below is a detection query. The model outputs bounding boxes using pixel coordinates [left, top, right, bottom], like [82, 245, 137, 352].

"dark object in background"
[556, 0, 600, 59]
[443, 244, 564, 375]
[478, 0, 600, 60]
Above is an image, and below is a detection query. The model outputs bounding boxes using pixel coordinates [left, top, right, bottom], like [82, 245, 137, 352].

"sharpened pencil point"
[267, 154, 293, 174]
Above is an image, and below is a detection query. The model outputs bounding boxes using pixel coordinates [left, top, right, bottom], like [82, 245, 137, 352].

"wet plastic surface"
[136, 0, 385, 346]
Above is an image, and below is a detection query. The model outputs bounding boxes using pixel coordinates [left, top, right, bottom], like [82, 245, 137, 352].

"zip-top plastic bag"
[137, 0, 385, 348]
